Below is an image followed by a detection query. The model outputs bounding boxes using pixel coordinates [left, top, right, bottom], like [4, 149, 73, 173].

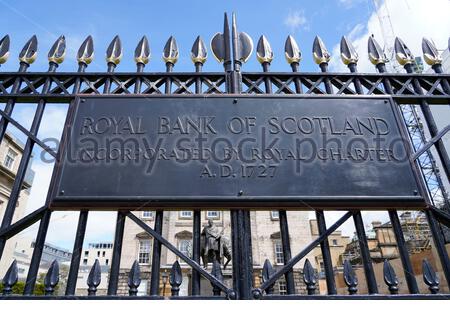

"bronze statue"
[200, 219, 231, 269]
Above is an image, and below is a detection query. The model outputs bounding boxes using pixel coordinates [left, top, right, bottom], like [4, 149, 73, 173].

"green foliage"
[0, 281, 46, 295]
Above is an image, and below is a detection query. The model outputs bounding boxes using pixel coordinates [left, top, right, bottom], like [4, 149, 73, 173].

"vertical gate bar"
[23, 209, 51, 295]
[0, 62, 29, 144]
[319, 64, 333, 94]
[348, 63, 364, 94]
[261, 62, 272, 94]
[240, 210, 254, 299]
[425, 209, 450, 289]
[278, 210, 295, 294]
[165, 63, 173, 94]
[150, 210, 163, 295]
[230, 209, 241, 298]
[352, 210, 378, 294]
[65, 210, 89, 295]
[315, 210, 337, 295]
[191, 210, 201, 295]
[63, 58, 90, 296]
[0, 60, 58, 262]
[388, 210, 419, 293]
[194, 61, 203, 94]
[404, 63, 450, 181]
[135, 63, 144, 93]
[107, 211, 126, 295]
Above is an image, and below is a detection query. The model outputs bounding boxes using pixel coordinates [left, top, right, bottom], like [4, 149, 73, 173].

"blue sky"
[0, 0, 374, 73]
[1, 0, 450, 250]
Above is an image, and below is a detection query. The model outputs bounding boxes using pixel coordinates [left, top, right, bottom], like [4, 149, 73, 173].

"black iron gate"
[0, 13, 449, 299]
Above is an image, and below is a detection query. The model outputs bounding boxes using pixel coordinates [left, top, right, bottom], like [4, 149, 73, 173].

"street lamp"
[161, 271, 168, 296]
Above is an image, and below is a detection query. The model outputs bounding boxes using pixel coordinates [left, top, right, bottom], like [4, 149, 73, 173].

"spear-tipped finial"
[368, 35, 387, 65]
[340, 36, 359, 65]
[422, 38, 442, 66]
[312, 36, 330, 65]
[191, 36, 207, 64]
[232, 12, 253, 64]
[77, 35, 94, 65]
[134, 36, 150, 65]
[256, 35, 273, 64]
[394, 37, 414, 66]
[163, 36, 179, 65]
[106, 35, 122, 65]
[48, 35, 66, 65]
[284, 35, 301, 65]
[2, 259, 18, 295]
[19, 35, 38, 65]
[0, 35, 10, 64]
[210, 12, 231, 64]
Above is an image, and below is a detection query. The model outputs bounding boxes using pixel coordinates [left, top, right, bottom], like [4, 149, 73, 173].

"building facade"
[115, 210, 314, 296]
[0, 132, 35, 276]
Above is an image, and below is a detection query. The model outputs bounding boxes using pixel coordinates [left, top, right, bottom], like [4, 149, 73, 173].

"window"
[278, 280, 287, 295]
[4, 148, 17, 170]
[97, 251, 100, 257]
[332, 239, 338, 246]
[142, 211, 154, 219]
[102, 251, 106, 257]
[178, 239, 192, 259]
[138, 239, 151, 264]
[179, 211, 193, 219]
[206, 211, 220, 219]
[274, 242, 284, 264]
[83, 259, 88, 265]
[84, 251, 89, 257]
[270, 211, 279, 220]
[105, 259, 109, 265]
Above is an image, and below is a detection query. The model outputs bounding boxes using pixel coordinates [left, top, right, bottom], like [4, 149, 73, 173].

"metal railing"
[0, 13, 449, 299]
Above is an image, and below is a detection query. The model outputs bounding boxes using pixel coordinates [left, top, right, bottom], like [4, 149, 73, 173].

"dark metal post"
[150, 210, 163, 295]
[352, 211, 378, 294]
[425, 209, 450, 289]
[65, 210, 88, 295]
[315, 210, 337, 294]
[279, 210, 295, 294]
[191, 210, 201, 295]
[23, 209, 51, 294]
[388, 210, 419, 293]
[107, 211, 126, 295]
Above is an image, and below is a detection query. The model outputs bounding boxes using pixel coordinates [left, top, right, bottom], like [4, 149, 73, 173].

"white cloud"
[284, 10, 308, 32]
[338, 0, 366, 9]
[330, 0, 450, 72]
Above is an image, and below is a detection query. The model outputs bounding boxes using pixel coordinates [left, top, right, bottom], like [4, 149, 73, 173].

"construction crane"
[372, 0, 449, 212]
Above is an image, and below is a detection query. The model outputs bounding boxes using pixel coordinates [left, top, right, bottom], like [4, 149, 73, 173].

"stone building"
[75, 242, 113, 295]
[116, 210, 314, 296]
[309, 219, 350, 293]
[0, 132, 35, 276]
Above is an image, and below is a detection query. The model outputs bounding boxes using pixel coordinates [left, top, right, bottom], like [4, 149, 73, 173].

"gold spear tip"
[19, 35, 38, 65]
[191, 35, 207, 64]
[394, 37, 414, 66]
[0, 35, 10, 64]
[256, 35, 274, 64]
[367, 35, 387, 65]
[134, 36, 150, 65]
[284, 35, 301, 64]
[48, 35, 66, 65]
[77, 35, 94, 65]
[340, 36, 359, 65]
[422, 38, 442, 66]
[106, 35, 122, 65]
[163, 36, 179, 64]
[312, 36, 330, 65]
